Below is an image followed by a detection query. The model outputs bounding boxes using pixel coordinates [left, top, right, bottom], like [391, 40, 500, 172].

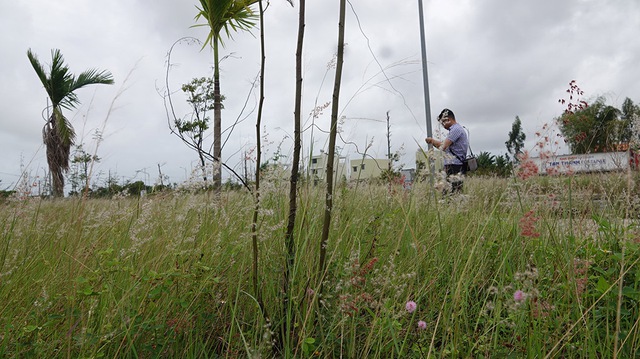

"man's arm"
[426, 137, 453, 150]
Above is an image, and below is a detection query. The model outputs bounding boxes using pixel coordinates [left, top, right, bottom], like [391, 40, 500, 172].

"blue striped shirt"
[444, 123, 469, 165]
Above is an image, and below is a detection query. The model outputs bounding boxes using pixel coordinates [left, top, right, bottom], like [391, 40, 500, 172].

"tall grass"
[1, 173, 639, 358]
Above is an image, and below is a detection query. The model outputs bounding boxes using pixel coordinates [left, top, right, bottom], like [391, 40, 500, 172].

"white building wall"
[310, 153, 348, 182]
[349, 158, 389, 181]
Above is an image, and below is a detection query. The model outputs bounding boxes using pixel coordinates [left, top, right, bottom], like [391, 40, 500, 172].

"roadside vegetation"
[1, 171, 639, 358]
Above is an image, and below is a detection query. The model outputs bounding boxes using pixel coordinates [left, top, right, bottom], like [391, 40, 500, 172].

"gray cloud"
[1, 0, 638, 190]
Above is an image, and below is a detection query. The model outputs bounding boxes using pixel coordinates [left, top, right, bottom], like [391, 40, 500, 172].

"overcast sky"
[1, 0, 639, 191]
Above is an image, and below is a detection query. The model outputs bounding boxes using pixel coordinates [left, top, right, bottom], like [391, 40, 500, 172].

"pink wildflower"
[417, 320, 427, 330]
[519, 210, 541, 238]
[573, 258, 591, 296]
[545, 167, 559, 176]
[405, 301, 417, 313]
[516, 151, 539, 180]
[514, 290, 525, 302]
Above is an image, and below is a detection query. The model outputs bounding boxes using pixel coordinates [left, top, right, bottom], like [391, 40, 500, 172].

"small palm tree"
[194, 0, 258, 190]
[27, 48, 114, 197]
[476, 151, 496, 169]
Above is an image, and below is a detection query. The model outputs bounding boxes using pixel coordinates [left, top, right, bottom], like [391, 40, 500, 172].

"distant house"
[309, 152, 348, 183]
[349, 158, 390, 181]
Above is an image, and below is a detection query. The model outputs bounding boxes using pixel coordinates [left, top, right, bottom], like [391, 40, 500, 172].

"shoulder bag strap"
[463, 126, 475, 158]
[453, 129, 474, 163]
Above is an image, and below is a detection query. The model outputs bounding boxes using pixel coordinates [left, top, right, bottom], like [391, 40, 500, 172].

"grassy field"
[1, 172, 639, 358]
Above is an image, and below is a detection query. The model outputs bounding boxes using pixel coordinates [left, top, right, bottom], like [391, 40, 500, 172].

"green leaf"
[23, 325, 40, 333]
[99, 247, 114, 256]
[622, 286, 640, 300]
[596, 276, 611, 294]
[149, 286, 165, 300]
[78, 286, 98, 296]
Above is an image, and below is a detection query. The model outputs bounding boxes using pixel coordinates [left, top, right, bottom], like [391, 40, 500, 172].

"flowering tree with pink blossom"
[556, 81, 634, 154]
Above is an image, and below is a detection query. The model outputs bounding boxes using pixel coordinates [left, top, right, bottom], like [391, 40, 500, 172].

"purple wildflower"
[405, 301, 417, 313]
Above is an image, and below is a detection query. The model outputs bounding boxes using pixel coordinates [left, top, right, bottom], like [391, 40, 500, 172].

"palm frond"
[221, 2, 258, 42]
[48, 49, 76, 108]
[26, 49, 50, 92]
[52, 107, 76, 148]
[194, 0, 258, 49]
[72, 68, 114, 91]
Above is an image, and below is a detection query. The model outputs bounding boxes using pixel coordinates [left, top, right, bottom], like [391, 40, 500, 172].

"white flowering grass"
[0, 172, 639, 357]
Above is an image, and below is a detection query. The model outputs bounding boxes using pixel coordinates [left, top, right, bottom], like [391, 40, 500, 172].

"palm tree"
[27, 48, 114, 197]
[194, 0, 258, 190]
[476, 151, 496, 170]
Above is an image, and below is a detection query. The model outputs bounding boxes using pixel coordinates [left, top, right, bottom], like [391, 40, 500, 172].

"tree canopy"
[505, 116, 526, 162]
[556, 97, 631, 154]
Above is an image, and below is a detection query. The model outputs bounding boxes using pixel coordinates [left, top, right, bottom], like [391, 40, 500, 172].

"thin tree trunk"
[386, 111, 392, 172]
[252, 0, 267, 323]
[213, 38, 222, 191]
[199, 154, 207, 183]
[283, 0, 305, 350]
[318, 0, 346, 285]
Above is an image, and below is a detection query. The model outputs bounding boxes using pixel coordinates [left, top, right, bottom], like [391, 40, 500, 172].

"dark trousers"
[445, 164, 464, 193]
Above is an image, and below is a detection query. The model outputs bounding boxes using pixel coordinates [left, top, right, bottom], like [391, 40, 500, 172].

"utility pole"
[418, 0, 432, 138]
[418, 0, 435, 185]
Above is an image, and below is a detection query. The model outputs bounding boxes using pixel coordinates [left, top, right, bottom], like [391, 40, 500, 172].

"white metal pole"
[418, 0, 432, 140]
[418, 0, 435, 185]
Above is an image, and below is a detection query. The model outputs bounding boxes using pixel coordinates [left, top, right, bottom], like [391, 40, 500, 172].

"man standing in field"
[425, 108, 469, 193]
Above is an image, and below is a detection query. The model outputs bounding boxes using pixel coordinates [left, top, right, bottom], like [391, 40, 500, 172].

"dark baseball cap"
[437, 108, 455, 122]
